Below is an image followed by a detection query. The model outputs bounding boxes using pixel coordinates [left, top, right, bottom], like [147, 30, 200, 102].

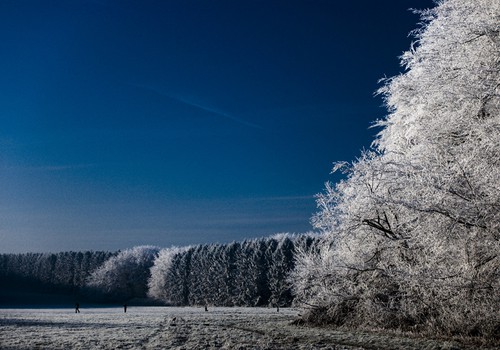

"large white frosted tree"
[294, 0, 499, 338]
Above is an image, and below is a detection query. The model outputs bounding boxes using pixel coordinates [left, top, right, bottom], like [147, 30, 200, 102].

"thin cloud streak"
[171, 94, 264, 130]
[4, 164, 97, 172]
[131, 83, 264, 130]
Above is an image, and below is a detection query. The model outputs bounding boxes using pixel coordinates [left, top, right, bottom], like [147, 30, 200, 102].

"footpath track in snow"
[0, 307, 491, 349]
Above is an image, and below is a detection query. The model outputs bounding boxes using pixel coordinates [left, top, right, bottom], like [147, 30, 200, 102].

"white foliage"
[146, 234, 318, 307]
[148, 247, 189, 302]
[86, 246, 160, 300]
[147, 246, 191, 303]
[294, 0, 500, 337]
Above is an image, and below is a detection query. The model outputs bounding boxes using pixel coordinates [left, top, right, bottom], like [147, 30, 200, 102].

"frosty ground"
[0, 307, 491, 350]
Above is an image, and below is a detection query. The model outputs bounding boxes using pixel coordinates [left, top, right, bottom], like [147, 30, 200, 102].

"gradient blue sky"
[0, 0, 435, 253]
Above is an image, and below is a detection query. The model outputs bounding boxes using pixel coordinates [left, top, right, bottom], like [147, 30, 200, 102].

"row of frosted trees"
[0, 251, 115, 295]
[0, 246, 161, 303]
[148, 234, 318, 307]
[0, 234, 319, 306]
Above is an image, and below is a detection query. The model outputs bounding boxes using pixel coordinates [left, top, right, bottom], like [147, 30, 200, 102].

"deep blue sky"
[0, 0, 435, 253]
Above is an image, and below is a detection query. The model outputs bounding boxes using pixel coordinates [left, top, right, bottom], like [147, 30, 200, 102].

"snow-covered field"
[0, 307, 489, 349]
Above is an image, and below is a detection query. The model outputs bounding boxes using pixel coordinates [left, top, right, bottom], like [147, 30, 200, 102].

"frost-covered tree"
[267, 234, 295, 307]
[294, 0, 499, 338]
[158, 247, 194, 305]
[187, 245, 212, 305]
[230, 240, 257, 305]
[233, 239, 267, 306]
[147, 246, 190, 303]
[86, 246, 160, 301]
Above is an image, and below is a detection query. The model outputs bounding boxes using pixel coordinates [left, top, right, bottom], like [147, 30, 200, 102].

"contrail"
[131, 83, 264, 130]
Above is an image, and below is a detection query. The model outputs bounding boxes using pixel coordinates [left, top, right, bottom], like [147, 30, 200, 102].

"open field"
[0, 307, 493, 349]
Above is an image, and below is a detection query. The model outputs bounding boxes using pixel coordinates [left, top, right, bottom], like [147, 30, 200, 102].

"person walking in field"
[123, 304, 127, 313]
[75, 303, 80, 313]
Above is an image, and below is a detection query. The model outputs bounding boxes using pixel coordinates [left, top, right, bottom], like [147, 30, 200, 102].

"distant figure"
[123, 304, 127, 313]
[204, 305, 208, 312]
[277, 305, 280, 313]
[75, 303, 80, 313]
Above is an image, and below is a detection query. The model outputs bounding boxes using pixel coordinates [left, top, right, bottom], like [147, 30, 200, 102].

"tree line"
[147, 234, 318, 307]
[0, 251, 115, 297]
[0, 234, 319, 306]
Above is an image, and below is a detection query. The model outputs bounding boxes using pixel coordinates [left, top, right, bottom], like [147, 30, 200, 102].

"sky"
[0, 0, 435, 253]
